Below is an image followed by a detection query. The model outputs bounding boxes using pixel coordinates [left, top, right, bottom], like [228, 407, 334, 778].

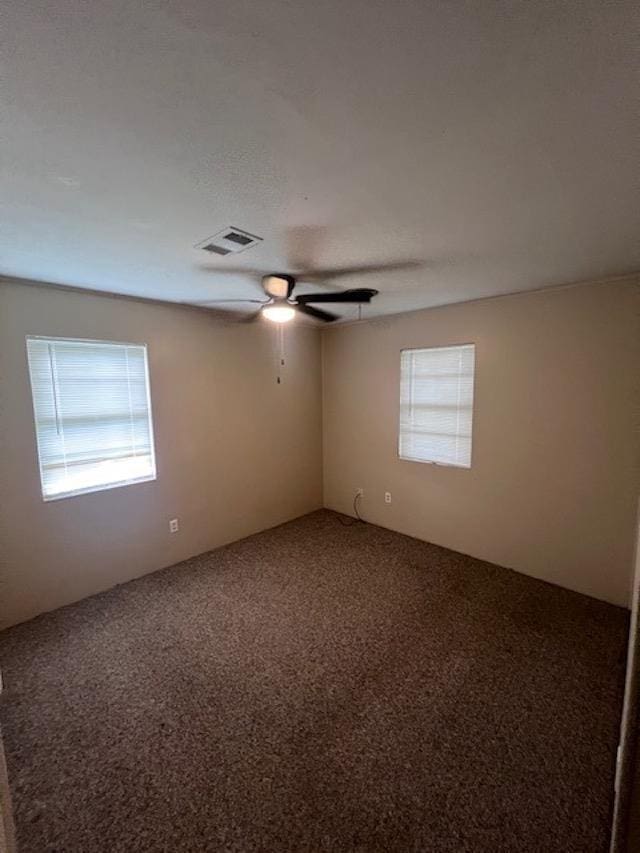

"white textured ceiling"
[2, 0, 639, 321]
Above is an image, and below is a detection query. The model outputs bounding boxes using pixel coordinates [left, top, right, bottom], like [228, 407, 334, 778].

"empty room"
[1, 2, 639, 852]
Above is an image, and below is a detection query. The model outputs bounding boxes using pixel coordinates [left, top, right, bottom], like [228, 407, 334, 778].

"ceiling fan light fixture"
[262, 304, 295, 323]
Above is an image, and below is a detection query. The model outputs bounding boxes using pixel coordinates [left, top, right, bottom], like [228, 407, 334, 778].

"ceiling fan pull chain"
[275, 324, 285, 384]
[273, 323, 285, 384]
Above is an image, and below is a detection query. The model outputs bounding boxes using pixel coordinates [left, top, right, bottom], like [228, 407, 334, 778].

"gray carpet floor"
[0, 510, 629, 852]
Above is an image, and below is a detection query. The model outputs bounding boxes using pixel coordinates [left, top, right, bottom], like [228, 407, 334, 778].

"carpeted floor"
[0, 510, 629, 852]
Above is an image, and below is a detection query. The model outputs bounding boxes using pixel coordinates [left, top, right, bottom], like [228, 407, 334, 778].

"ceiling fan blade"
[236, 310, 264, 323]
[297, 260, 422, 281]
[295, 303, 339, 323]
[296, 289, 378, 304]
[186, 297, 266, 322]
[183, 303, 263, 323]
[190, 298, 269, 306]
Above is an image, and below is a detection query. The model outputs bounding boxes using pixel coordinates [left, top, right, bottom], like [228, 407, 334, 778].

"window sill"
[398, 454, 471, 469]
[42, 473, 157, 502]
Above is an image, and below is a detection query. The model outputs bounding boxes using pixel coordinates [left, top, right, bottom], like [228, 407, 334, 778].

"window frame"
[398, 342, 476, 469]
[25, 335, 158, 502]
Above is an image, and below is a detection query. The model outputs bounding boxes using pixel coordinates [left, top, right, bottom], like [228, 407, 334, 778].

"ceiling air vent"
[195, 227, 262, 256]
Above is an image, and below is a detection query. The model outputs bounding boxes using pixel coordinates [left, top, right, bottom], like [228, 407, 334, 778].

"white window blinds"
[26, 337, 156, 500]
[399, 344, 475, 468]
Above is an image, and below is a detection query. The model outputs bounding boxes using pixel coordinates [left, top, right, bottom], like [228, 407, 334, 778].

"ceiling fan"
[197, 274, 378, 323]
[192, 258, 423, 323]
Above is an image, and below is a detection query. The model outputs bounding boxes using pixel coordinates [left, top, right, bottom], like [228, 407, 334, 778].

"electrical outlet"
[356, 488, 364, 498]
[169, 518, 179, 533]
[384, 491, 392, 504]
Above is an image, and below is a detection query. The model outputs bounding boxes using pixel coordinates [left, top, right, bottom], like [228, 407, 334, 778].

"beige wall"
[611, 509, 640, 851]
[322, 280, 640, 607]
[0, 280, 323, 628]
[1, 278, 638, 627]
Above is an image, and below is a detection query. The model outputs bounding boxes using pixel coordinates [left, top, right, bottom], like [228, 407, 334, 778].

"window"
[26, 337, 156, 500]
[399, 343, 475, 468]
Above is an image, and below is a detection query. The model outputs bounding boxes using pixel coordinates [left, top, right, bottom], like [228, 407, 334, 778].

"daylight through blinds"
[26, 337, 156, 499]
[399, 344, 475, 468]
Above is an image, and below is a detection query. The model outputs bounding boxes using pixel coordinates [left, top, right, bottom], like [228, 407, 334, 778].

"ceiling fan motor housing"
[262, 274, 295, 300]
